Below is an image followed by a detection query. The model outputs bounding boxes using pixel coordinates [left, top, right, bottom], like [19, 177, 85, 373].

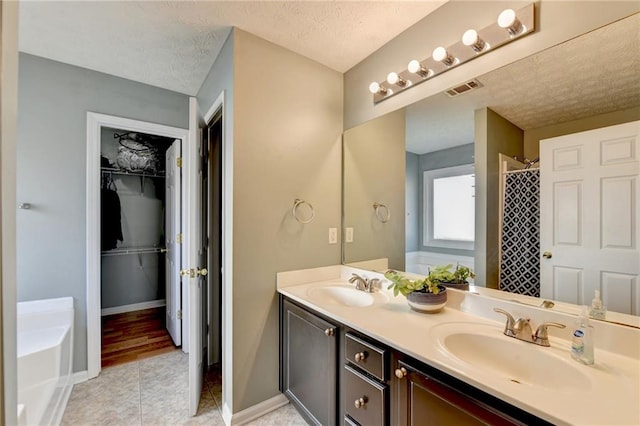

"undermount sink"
[430, 322, 592, 391]
[306, 284, 388, 308]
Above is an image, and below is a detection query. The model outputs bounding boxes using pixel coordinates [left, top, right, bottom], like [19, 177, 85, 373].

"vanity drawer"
[344, 364, 387, 426]
[345, 332, 387, 381]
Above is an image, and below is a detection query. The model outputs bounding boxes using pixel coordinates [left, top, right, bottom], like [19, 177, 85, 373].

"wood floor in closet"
[101, 307, 178, 368]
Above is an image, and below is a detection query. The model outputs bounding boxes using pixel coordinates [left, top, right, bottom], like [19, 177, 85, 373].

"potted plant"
[384, 270, 447, 313]
[428, 264, 475, 290]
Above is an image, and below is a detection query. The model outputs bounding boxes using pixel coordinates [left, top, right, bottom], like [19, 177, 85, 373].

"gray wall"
[232, 29, 343, 411]
[474, 108, 523, 289]
[405, 152, 419, 252]
[2, 1, 20, 423]
[17, 53, 189, 371]
[343, 109, 405, 271]
[418, 143, 475, 256]
[343, 1, 640, 129]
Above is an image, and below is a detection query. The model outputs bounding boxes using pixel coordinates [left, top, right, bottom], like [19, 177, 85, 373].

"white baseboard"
[71, 371, 89, 384]
[228, 394, 289, 425]
[101, 299, 165, 316]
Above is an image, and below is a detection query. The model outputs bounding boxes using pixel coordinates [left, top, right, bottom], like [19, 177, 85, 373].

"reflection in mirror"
[342, 14, 640, 326]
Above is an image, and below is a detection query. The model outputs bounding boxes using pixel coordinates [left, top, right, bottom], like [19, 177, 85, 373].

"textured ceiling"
[18, 1, 447, 95]
[406, 13, 640, 154]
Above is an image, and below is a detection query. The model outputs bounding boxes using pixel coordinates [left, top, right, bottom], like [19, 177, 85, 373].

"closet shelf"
[101, 167, 165, 178]
[101, 247, 167, 257]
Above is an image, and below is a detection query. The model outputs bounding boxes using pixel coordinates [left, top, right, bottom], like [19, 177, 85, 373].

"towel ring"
[373, 202, 390, 223]
[292, 198, 315, 224]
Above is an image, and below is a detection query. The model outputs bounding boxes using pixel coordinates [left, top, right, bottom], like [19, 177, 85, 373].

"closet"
[100, 127, 181, 366]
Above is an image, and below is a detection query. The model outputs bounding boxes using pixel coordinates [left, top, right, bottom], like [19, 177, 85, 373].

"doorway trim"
[200, 92, 235, 421]
[86, 112, 188, 379]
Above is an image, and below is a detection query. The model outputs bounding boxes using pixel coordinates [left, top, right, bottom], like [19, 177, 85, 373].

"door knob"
[542, 251, 552, 259]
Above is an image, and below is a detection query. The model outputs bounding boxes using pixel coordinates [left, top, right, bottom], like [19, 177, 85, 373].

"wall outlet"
[328, 228, 338, 244]
[345, 227, 354, 243]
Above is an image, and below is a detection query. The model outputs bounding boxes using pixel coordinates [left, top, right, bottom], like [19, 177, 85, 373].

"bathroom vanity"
[278, 265, 640, 426]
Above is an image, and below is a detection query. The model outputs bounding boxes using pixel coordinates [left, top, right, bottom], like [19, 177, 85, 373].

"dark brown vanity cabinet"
[280, 296, 547, 426]
[392, 359, 527, 426]
[281, 298, 338, 426]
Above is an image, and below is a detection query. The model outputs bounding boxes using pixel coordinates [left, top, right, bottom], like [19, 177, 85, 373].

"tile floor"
[62, 350, 306, 425]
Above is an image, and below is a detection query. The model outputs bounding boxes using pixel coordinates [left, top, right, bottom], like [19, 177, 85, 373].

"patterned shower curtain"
[499, 169, 540, 297]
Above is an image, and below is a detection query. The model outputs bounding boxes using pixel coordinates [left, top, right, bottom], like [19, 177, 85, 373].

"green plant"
[384, 270, 441, 297]
[428, 264, 475, 284]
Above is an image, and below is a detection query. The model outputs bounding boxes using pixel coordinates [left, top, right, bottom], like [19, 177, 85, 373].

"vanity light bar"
[369, 3, 535, 104]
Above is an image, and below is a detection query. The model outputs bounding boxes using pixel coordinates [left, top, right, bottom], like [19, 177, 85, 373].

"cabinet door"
[282, 299, 338, 426]
[393, 361, 517, 426]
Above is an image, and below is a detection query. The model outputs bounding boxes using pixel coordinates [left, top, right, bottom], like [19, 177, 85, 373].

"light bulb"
[462, 29, 486, 53]
[387, 72, 399, 85]
[369, 82, 380, 94]
[498, 9, 522, 36]
[498, 9, 516, 28]
[462, 29, 478, 46]
[432, 47, 447, 62]
[407, 60, 421, 74]
[408, 60, 431, 78]
[432, 47, 455, 66]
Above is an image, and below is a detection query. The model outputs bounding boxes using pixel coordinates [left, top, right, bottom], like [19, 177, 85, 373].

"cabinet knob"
[354, 397, 367, 409]
[354, 352, 367, 362]
[395, 367, 407, 379]
[324, 328, 335, 337]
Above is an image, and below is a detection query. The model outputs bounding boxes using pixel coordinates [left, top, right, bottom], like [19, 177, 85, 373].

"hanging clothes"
[101, 174, 123, 250]
[499, 169, 540, 297]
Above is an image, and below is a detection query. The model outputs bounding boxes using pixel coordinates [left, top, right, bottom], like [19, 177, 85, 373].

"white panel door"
[165, 139, 182, 346]
[186, 97, 205, 416]
[540, 121, 640, 314]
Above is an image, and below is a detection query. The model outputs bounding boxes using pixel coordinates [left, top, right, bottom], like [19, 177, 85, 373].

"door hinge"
[176, 157, 183, 168]
[177, 233, 183, 244]
[177, 309, 182, 320]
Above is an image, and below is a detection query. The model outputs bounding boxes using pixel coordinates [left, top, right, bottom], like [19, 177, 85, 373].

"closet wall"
[100, 127, 174, 311]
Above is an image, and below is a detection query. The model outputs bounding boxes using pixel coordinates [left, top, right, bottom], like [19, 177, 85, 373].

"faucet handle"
[368, 278, 382, 291]
[534, 322, 566, 347]
[493, 308, 516, 336]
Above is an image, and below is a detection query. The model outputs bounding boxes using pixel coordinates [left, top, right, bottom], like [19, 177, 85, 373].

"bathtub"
[17, 297, 74, 426]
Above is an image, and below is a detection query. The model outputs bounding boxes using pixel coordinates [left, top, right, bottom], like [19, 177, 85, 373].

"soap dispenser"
[571, 306, 594, 365]
[589, 290, 607, 320]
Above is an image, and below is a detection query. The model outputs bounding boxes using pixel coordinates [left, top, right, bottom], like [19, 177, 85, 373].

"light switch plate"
[345, 227, 354, 243]
[329, 228, 337, 244]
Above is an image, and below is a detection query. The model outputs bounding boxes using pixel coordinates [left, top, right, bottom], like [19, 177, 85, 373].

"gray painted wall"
[2, 1, 20, 423]
[405, 152, 419, 252]
[343, 1, 639, 129]
[232, 29, 343, 411]
[343, 109, 406, 271]
[17, 53, 189, 371]
[474, 108, 523, 289]
[418, 143, 475, 257]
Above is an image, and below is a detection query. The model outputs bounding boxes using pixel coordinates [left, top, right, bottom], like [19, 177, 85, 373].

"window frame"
[423, 164, 475, 251]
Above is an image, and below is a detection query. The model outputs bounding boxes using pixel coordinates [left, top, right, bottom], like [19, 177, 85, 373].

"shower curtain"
[499, 169, 540, 297]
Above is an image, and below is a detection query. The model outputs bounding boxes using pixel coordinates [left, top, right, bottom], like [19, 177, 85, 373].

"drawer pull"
[354, 396, 368, 409]
[324, 328, 335, 337]
[354, 351, 367, 362]
[395, 367, 407, 379]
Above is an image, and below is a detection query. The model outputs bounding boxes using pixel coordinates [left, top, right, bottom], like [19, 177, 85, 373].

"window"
[423, 164, 475, 250]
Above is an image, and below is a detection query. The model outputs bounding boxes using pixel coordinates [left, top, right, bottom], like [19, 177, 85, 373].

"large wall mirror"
[343, 14, 640, 326]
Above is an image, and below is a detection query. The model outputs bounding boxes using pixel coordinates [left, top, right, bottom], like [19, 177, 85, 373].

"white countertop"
[277, 265, 640, 426]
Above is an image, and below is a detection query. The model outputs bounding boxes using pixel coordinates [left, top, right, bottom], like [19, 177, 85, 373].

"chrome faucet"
[494, 308, 565, 347]
[349, 274, 379, 293]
